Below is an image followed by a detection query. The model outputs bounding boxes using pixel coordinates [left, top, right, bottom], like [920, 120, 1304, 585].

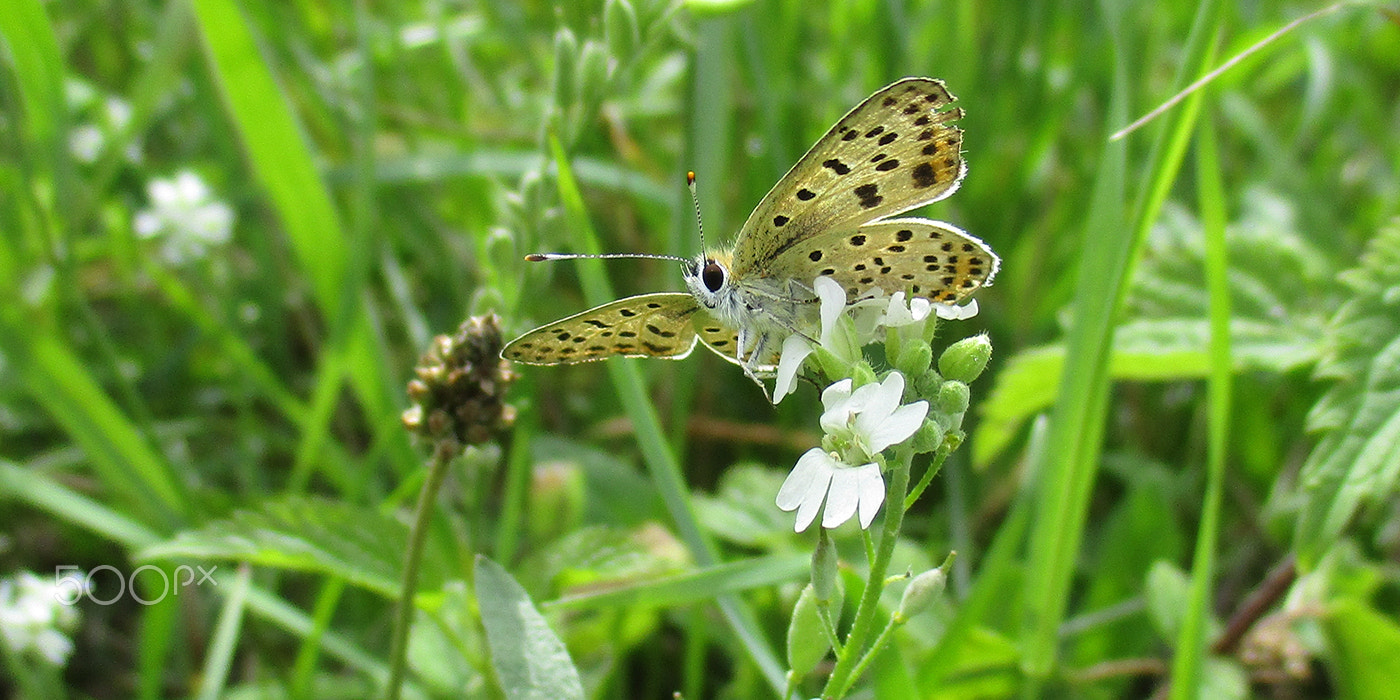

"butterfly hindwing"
[767, 218, 1000, 304]
[730, 77, 966, 279]
[502, 293, 701, 364]
[694, 314, 781, 372]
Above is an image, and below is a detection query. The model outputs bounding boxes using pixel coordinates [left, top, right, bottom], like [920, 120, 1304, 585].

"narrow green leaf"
[196, 564, 252, 700]
[475, 556, 585, 700]
[544, 553, 807, 610]
[187, 0, 346, 312]
[11, 331, 187, 526]
[1170, 88, 1231, 700]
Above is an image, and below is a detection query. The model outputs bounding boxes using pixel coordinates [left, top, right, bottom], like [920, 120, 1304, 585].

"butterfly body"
[502, 77, 999, 396]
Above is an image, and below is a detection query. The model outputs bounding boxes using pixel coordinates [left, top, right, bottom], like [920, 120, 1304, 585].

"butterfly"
[501, 77, 999, 398]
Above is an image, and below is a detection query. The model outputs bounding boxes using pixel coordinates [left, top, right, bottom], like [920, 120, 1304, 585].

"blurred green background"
[3, 0, 1400, 698]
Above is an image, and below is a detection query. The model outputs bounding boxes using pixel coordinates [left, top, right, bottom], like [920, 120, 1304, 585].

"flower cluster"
[403, 314, 519, 449]
[772, 276, 992, 532]
[0, 571, 81, 666]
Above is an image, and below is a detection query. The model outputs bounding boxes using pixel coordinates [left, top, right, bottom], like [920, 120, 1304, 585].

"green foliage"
[474, 556, 585, 700]
[1293, 220, 1400, 565]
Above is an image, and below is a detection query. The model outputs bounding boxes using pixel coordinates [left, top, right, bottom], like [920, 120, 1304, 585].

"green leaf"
[1323, 598, 1400, 700]
[1145, 560, 1191, 642]
[137, 497, 450, 600]
[1295, 220, 1400, 566]
[475, 556, 585, 700]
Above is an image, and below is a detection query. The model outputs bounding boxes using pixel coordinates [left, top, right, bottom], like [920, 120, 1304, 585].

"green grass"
[3, 1, 1400, 698]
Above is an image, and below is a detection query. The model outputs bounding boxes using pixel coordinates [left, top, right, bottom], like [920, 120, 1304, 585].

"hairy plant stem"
[385, 441, 456, 700]
[820, 446, 913, 699]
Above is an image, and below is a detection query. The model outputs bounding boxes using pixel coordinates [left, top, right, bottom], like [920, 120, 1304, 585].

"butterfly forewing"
[770, 219, 1000, 304]
[502, 293, 702, 364]
[730, 77, 966, 278]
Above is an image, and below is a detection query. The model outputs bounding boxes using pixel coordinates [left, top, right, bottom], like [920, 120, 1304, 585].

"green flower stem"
[821, 446, 914, 699]
[385, 441, 456, 700]
[846, 615, 901, 690]
[816, 602, 843, 654]
[904, 450, 949, 511]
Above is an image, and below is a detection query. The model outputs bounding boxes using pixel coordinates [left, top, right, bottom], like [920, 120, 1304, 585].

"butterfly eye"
[702, 261, 726, 292]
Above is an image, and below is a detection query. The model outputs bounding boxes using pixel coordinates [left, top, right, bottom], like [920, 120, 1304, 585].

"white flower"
[818, 372, 928, 461]
[133, 170, 235, 265]
[776, 449, 884, 532]
[775, 372, 929, 531]
[0, 571, 80, 666]
[772, 277, 965, 402]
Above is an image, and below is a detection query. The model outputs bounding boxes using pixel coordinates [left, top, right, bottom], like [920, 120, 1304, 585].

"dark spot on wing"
[823, 158, 852, 175]
[912, 162, 938, 188]
[914, 115, 931, 126]
[809, 250, 823, 262]
[797, 188, 816, 200]
[897, 229, 913, 242]
[773, 215, 789, 227]
[848, 234, 867, 247]
[875, 159, 900, 172]
[878, 132, 898, 146]
[853, 183, 882, 209]
[864, 126, 885, 138]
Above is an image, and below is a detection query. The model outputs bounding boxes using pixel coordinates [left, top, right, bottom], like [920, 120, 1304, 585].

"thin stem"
[846, 614, 900, 688]
[385, 441, 456, 700]
[820, 447, 914, 699]
[904, 449, 949, 511]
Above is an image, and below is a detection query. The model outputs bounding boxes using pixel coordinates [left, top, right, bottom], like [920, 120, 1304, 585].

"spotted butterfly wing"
[695, 324, 781, 373]
[773, 219, 999, 304]
[502, 293, 703, 364]
[730, 77, 967, 279]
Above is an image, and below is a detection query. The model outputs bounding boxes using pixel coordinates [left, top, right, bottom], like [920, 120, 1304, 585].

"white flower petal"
[821, 467, 862, 529]
[793, 488, 825, 532]
[814, 276, 847, 347]
[854, 372, 905, 437]
[773, 334, 814, 403]
[820, 378, 853, 411]
[776, 448, 832, 511]
[933, 298, 979, 320]
[854, 464, 886, 529]
[865, 400, 928, 453]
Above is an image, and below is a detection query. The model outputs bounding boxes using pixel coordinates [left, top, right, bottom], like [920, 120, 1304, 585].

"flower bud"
[909, 417, 946, 454]
[786, 584, 830, 676]
[604, 0, 639, 58]
[935, 380, 970, 417]
[938, 334, 992, 383]
[893, 339, 933, 378]
[576, 40, 613, 106]
[897, 566, 948, 620]
[551, 29, 579, 107]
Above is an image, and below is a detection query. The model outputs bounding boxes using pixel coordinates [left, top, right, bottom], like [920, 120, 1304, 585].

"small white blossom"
[772, 277, 970, 402]
[0, 571, 81, 666]
[776, 372, 928, 531]
[133, 170, 235, 265]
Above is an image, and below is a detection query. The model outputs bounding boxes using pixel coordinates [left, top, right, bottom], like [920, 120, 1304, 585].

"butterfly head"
[682, 251, 734, 311]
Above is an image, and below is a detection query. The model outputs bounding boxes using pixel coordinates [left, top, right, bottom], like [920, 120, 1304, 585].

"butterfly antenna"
[687, 171, 706, 252]
[523, 252, 689, 263]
